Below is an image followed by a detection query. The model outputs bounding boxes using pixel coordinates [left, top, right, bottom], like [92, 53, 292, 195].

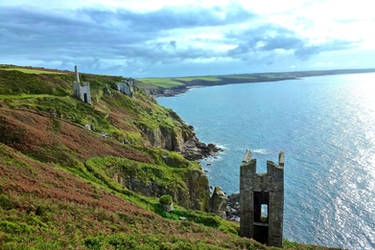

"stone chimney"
[75, 65, 80, 84]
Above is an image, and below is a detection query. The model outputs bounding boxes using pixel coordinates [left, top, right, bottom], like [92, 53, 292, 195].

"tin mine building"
[240, 150, 284, 247]
[73, 65, 91, 104]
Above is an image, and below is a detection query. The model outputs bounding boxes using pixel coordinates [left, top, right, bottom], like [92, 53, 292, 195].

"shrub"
[0, 221, 32, 234]
[0, 194, 18, 210]
[84, 235, 104, 249]
[159, 195, 173, 205]
[35, 205, 51, 216]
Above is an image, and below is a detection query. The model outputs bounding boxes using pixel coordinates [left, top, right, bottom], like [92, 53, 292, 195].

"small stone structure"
[73, 66, 91, 104]
[117, 80, 135, 98]
[240, 150, 284, 247]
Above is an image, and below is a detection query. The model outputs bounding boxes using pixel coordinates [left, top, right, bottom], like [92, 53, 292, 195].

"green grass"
[175, 76, 221, 82]
[0, 68, 65, 75]
[137, 78, 184, 88]
[137, 76, 222, 88]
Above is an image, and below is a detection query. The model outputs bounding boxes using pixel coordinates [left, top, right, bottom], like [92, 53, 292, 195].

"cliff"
[0, 66, 219, 210]
[0, 65, 333, 249]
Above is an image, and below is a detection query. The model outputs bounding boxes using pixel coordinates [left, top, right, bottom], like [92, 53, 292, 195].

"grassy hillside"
[0, 65, 335, 249]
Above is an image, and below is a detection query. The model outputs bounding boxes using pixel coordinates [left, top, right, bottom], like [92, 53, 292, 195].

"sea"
[157, 73, 375, 249]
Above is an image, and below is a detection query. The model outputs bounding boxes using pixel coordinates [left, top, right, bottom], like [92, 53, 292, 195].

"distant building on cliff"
[240, 150, 284, 247]
[73, 66, 91, 104]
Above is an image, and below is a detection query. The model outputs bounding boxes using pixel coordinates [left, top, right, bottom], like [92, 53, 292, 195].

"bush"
[0, 221, 32, 234]
[159, 195, 173, 205]
[84, 235, 104, 249]
[0, 194, 18, 210]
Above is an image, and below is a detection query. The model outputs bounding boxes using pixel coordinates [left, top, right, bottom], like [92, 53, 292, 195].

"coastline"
[143, 68, 375, 97]
[149, 77, 296, 97]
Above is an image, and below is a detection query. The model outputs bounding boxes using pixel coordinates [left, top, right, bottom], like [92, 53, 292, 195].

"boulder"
[209, 186, 227, 218]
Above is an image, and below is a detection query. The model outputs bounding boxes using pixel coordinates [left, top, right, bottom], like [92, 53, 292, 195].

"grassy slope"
[0, 68, 64, 75]
[0, 66, 335, 249]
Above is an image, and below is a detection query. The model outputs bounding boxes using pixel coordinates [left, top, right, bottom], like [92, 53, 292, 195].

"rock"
[139, 112, 224, 161]
[209, 186, 227, 218]
[98, 131, 109, 138]
[226, 193, 240, 220]
[204, 170, 208, 173]
[207, 163, 211, 166]
[227, 193, 240, 206]
[162, 203, 174, 212]
[116, 80, 135, 98]
[103, 86, 112, 96]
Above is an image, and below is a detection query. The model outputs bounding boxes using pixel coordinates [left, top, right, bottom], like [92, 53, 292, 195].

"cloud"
[0, 5, 255, 76]
[113, 4, 255, 31]
[227, 24, 358, 60]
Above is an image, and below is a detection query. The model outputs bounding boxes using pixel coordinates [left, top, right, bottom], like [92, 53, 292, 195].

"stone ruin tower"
[73, 66, 91, 104]
[240, 150, 284, 247]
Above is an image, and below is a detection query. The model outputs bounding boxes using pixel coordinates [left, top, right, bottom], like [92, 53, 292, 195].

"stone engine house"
[73, 66, 91, 104]
[240, 150, 284, 247]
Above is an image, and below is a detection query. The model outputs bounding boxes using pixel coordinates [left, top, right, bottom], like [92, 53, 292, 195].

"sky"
[1, 0, 375, 77]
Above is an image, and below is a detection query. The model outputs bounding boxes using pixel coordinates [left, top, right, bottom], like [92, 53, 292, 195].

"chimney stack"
[75, 65, 80, 83]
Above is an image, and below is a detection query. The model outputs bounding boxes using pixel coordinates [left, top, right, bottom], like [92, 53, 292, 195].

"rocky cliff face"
[87, 155, 210, 211]
[209, 186, 227, 218]
[141, 120, 221, 161]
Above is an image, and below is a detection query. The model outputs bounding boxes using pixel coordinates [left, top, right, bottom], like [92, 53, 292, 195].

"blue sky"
[1, 0, 375, 77]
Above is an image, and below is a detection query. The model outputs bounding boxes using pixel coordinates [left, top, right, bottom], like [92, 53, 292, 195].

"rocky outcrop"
[110, 162, 210, 211]
[141, 121, 222, 161]
[227, 193, 240, 222]
[209, 186, 227, 218]
[186, 169, 210, 210]
[116, 80, 135, 98]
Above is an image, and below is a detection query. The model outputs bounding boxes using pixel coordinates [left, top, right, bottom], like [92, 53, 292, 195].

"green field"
[138, 76, 222, 88]
[175, 76, 221, 82]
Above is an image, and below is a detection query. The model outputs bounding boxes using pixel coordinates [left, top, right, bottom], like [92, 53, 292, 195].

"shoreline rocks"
[226, 193, 240, 222]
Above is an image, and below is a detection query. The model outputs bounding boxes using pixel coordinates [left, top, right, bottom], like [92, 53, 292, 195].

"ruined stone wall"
[73, 82, 91, 104]
[72, 66, 91, 104]
[240, 150, 284, 247]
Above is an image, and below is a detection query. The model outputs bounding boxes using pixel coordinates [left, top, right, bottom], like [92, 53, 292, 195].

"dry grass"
[0, 108, 150, 163]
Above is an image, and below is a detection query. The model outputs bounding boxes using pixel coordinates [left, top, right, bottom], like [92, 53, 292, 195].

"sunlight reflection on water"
[158, 73, 375, 249]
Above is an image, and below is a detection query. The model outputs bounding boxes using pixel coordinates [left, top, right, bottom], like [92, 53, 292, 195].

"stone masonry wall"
[240, 150, 284, 247]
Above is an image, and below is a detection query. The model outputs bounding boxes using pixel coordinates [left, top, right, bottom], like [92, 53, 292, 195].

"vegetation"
[0, 68, 65, 75]
[0, 65, 334, 249]
[137, 78, 184, 88]
[160, 195, 173, 205]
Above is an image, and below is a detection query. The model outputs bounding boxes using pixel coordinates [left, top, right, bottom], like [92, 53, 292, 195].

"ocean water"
[157, 73, 375, 249]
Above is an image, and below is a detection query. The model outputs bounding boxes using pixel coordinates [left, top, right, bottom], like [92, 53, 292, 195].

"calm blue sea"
[157, 73, 375, 249]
